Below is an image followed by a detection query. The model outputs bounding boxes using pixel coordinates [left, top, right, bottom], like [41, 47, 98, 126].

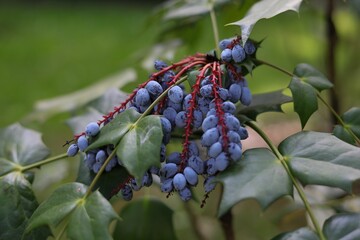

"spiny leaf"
[0, 173, 51, 240]
[216, 148, 293, 217]
[113, 198, 176, 240]
[271, 227, 319, 240]
[333, 107, 360, 145]
[237, 89, 292, 121]
[293, 63, 333, 92]
[117, 115, 163, 180]
[0, 123, 50, 177]
[323, 213, 360, 240]
[279, 131, 360, 194]
[87, 109, 141, 151]
[227, 0, 303, 44]
[26, 183, 119, 240]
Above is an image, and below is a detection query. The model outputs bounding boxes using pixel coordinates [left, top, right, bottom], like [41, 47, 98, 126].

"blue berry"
[160, 117, 172, 135]
[228, 83, 242, 103]
[96, 150, 107, 164]
[201, 127, 220, 147]
[225, 115, 240, 131]
[240, 86, 252, 106]
[121, 185, 133, 201]
[161, 178, 173, 193]
[135, 88, 151, 106]
[244, 40, 256, 55]
[67, 144, 79, 157]
[222, 101, 236, 114]
[167, 152, 181, 165]
[175, 111, 187, 128]
[193, 109, 203, 129]
[221, 48, 232, 62]
[160, 163, 178, 179]
[77, 135, 88, 152]
[188, 141, 199, 156]
[188, 156, 204, 174]
[208, 141, 223, 158]
[219, 38, 232, 51]
[184, 167, 198, 186]
[173, 173, 187, 190]
[163, 107, 177, 127]
[228, 142, 242, 161]
[228, 131, 241, 143]
[146, 80, 163, 97]
[85, 122, 100, 137]
[204, 176, 216, 193]
[168, 85, 183, 104]
[200, 84, 213, 98]
[130, 178, 142, 191]
[167, 100, 182, 112]
[105, 157, 118, 172]
[163, 71, 175, 83]
[160, 143, 166, 162]
[142, 172, 153, 187]
[231, 44, 246, 63]
[218, 88, 229, 101]
[92, 162, 102, 173]
[205, 158, 218, 175]
[237, 127, 248, 140]
[84, 152, 96, 168]
[154, 60, 168, 70]
[206, 108, 217, 117]
[179, 187, 192, 201]
[183, 94, 192, 110]
[215, 152, 230, 171]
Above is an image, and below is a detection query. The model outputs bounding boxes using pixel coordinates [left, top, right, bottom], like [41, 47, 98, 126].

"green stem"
[258, 58, 360, 145]
[20, 153, 68, 172]
[55, 219, 68, 240]
[244, 119, 326, 240]
[209, 3, 220, 55]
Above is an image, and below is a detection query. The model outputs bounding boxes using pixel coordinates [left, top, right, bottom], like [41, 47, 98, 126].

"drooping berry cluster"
[66, 37, 257, 203]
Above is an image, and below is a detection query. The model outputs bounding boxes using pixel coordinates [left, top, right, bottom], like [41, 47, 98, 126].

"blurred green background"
[0, 1, 359, 239]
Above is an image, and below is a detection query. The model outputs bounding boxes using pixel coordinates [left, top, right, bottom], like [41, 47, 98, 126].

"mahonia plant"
[67, 36, 257, 203]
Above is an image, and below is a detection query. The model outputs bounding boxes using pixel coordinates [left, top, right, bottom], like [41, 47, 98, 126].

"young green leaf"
[271, 227, 319, 240]
[216, 148, 293, 217]
[26, 183, 119, 240]
[237, 89, 292, 121]
[279, 131, 360, 194]
[0, 123, 50, 177]
[289, 77, 318, 129]
[117, 115, 163, 180]
[333, 107, 360, 145]
[87, 109, 141, 151]
[323, 213, 360, 240]
[293, 64, 333, 92]
[0, 173, 51, 240]
[113, 198, 176, 240]
[227, 0, 303, 44]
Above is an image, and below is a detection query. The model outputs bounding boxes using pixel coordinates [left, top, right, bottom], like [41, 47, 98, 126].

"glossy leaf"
[279, 131, 360, 194]
[117, 115, 163, 180]
[289, 77, 318, 129]
[293, 63, 333, 92]
[87, 109, 141, 151]
[0, 123, 50, 177]
[0, 173, 52, 240]
[237, 89, 292, 121]
[271, 227, 319, 240]
[216, 148, 292, 216]
[227, 0, 302, 44]
[333, 107, 360, 145]
[76, 159, 130, 199]
[323, 213, 360, 240]
[26, 183, 119, 240]
[113, 198, 176, 240]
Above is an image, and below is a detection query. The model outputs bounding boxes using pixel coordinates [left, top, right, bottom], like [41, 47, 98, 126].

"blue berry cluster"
[66, 37, 256, 202]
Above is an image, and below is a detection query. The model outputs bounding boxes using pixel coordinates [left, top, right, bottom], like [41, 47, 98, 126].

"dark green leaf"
[333, 107, 360, 145]
[227, 0, 303, 44]
[279, 131, 360, 194]
[87, 109, 141, 151]
[293, 64, 333, 91]
[76, 159, 130, 199]
[237, 89, 292, 121]
[0, 123, 50, 177]
[271, 227, 319, 240]
[113, 198, 176, 240]
[289, 77, 318, 128]
[117, 115, 163, 180]
[26, 183, 119, 240]
[216, 148, 292, 216]
[323, 213, 360, 240]
[0, 173, 51, 240]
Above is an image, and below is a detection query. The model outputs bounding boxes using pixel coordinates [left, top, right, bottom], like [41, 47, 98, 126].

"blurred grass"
[0, 2, 359, 239]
